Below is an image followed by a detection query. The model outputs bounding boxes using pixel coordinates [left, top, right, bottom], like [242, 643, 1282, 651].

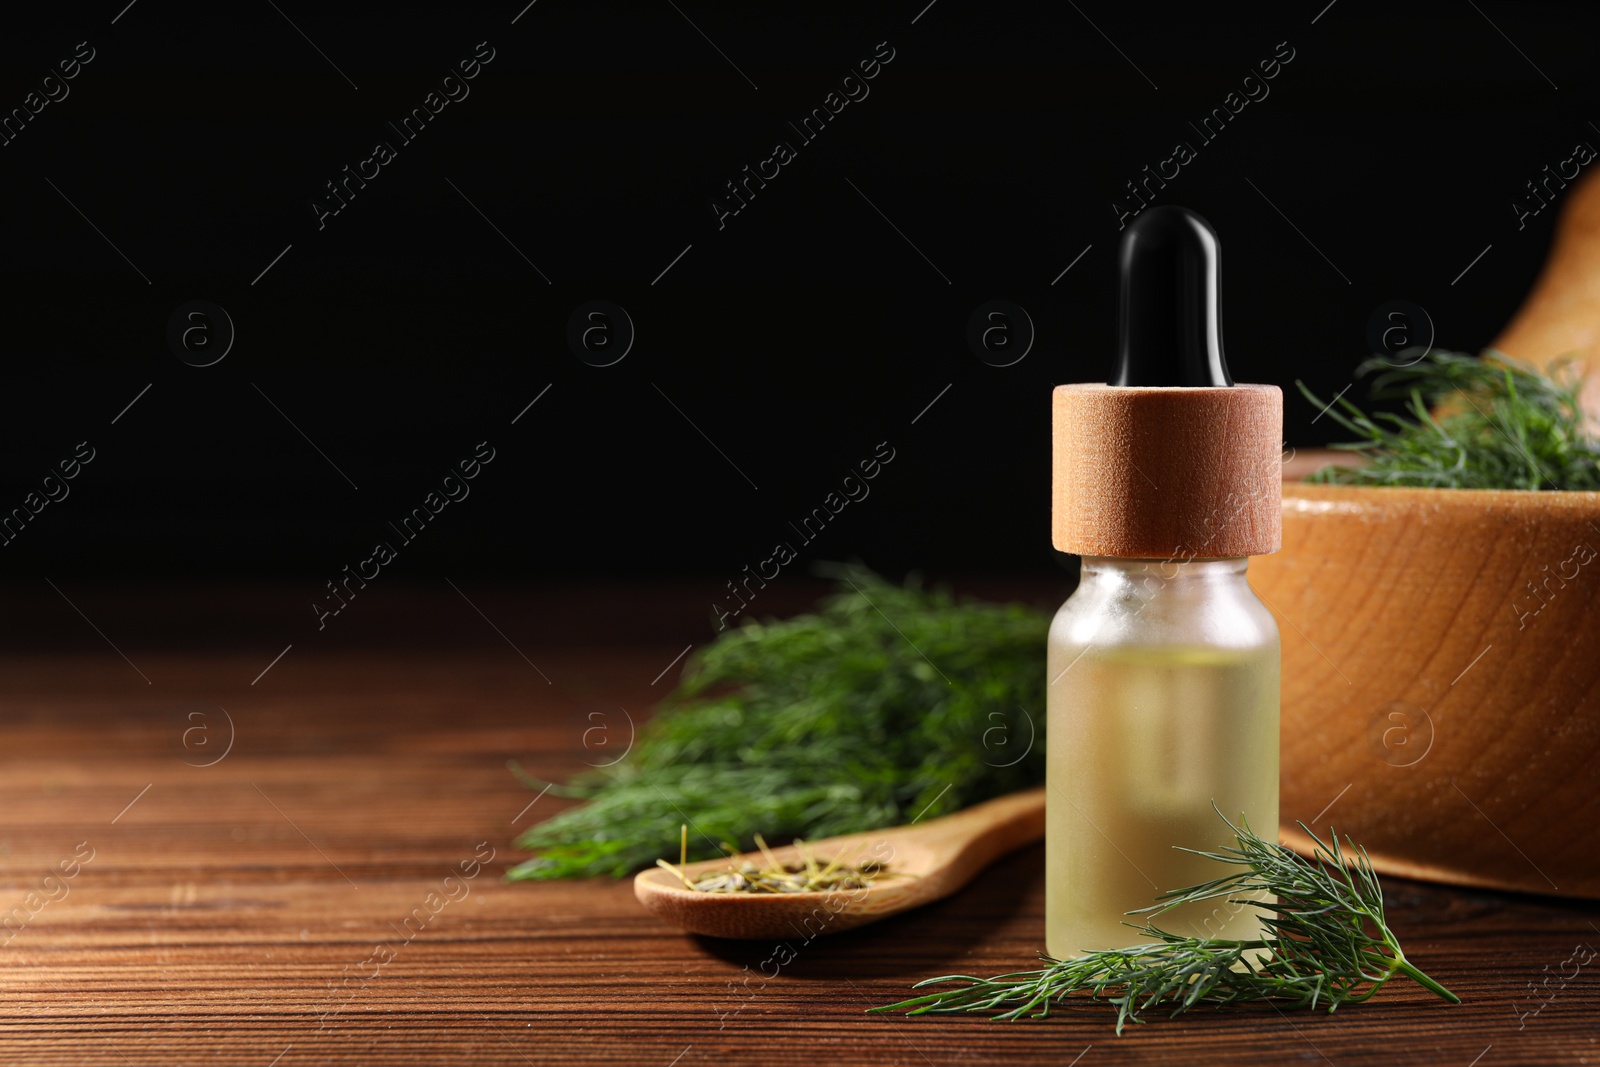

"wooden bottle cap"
[1051, 383, 1283, 559]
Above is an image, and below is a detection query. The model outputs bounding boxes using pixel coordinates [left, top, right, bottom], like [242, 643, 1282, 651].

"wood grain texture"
[1256, 485, 1600, 899]
[1, 643, 1597, 1066]
[1052, 383, 1282, 559]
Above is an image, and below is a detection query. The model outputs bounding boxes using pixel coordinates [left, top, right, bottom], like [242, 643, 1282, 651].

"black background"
[0, 0, 1593, 594]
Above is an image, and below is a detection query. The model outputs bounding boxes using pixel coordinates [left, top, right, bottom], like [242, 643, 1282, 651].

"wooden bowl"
[1262, 167, 1600, 898]
[1254, 483, 1600, 898]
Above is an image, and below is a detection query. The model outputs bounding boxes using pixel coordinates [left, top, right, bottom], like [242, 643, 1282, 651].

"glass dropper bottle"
[1045, 206, 1283, 958]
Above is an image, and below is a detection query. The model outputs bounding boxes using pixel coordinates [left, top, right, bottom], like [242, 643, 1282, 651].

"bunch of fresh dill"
[874, 814, 1458, 1034]
[1299, 350, 1600, 490]
[508, 564, 1049, 880]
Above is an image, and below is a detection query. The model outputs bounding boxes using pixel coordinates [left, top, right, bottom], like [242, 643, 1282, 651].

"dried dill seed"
[655, 827, 889, 894]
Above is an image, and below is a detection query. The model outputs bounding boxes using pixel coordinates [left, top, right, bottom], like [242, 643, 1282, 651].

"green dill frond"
[873, 811, 1458, 1033]
[508, 565, 1049, 880]
[1299, 350, 1600, 490]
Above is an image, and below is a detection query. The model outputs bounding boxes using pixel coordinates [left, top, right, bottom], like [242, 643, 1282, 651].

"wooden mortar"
[1256, 169, 1600, 898]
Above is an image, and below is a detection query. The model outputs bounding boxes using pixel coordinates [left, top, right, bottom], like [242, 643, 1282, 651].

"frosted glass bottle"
[1045, 556, 1279, 959]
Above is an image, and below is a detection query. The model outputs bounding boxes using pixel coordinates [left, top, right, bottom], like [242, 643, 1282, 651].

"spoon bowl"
[633, 788, 1045, 939]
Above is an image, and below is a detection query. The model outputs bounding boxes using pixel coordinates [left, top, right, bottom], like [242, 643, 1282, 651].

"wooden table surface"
[2, 595, 1598, 1066]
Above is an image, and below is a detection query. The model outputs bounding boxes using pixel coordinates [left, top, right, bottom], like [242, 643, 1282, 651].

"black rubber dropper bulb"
[1110, 206, 1232, 387]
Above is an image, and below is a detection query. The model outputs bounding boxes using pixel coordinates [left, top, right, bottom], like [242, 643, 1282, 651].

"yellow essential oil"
[1047, 628, 1278, 956]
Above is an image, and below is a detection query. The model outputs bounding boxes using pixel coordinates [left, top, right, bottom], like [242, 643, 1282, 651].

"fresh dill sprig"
[508, 564, 1049, 880]
[873, 813, 1459, 1034]
[1299, 349, 1600, 490]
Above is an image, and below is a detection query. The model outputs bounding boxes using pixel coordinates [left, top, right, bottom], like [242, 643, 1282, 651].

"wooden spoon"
[632, 787, 1044, 939]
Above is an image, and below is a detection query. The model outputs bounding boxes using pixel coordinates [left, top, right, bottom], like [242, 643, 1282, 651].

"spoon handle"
[888, 787, 1045, 877]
